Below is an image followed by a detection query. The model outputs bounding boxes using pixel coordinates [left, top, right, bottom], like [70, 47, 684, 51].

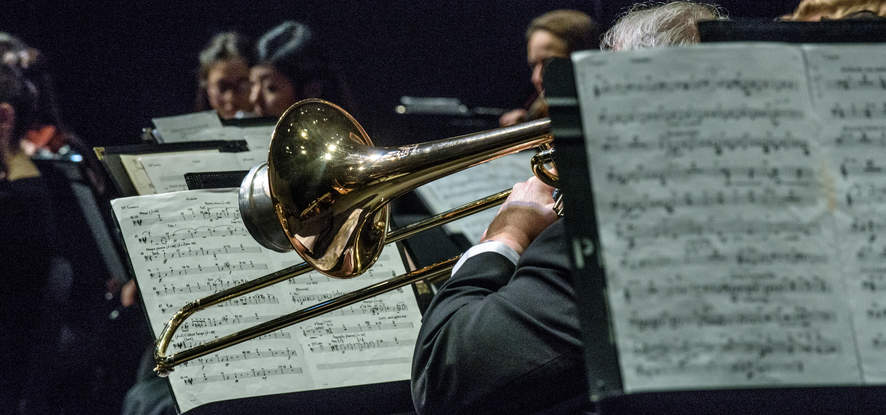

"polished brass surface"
[154, 98, 555, 376]
[265, 99, 551, 278]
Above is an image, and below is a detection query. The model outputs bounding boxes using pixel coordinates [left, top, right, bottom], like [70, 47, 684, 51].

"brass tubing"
[154, 257, 456, 376]
[153, 190, 508, 376]
[386, 189, 511, 244]
[154, 262, 312, 375]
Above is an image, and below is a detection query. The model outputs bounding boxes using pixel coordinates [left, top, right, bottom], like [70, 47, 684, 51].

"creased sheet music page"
[111, 189, 421, 413]
[573, 43, 859, 392]
[414, 151, 533, 243]
[804, 43, 886, 383]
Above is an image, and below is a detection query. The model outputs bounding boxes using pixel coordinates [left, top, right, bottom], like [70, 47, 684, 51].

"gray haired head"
[601, 1, 727, 50]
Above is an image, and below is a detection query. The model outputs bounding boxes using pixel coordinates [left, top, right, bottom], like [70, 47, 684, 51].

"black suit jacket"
[411, 219, 590, 414]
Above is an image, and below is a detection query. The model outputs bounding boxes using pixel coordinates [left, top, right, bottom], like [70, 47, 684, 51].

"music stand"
[544, 28, 886, 412]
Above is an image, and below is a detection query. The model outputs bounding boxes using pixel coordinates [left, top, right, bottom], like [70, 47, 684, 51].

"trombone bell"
[240, 99, 553, 280]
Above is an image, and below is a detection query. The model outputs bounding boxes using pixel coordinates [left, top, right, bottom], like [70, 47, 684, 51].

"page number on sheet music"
[572, 237, 595, 269]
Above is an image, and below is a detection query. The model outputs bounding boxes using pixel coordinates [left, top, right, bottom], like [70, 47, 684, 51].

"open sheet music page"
[151, 111, 224, 143]
[138, 152, 243, 193]
[804, 44, 886, 382]
[111, 189, 421, 413]
[414, 151, 533, 243]
[573, 43, 861, 393]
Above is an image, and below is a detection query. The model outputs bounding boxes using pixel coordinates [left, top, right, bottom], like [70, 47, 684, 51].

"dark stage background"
[2, 0, 800, 149]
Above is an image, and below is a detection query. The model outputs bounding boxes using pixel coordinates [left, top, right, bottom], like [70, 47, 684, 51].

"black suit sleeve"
[411, 220, 587, 414]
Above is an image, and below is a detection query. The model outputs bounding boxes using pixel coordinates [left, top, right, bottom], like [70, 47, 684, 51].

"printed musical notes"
[805, 44, 886, 383]
[111, 189, 422, 413]
[592, 75, 799, 99]
[573, 43, 867, 392]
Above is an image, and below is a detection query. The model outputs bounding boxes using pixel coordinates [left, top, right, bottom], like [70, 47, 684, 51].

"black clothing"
[411, 219, 589, 414]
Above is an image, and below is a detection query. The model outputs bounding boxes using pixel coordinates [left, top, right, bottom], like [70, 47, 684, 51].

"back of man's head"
[527, 9, 600, 52]
[601, 1, 726, 51]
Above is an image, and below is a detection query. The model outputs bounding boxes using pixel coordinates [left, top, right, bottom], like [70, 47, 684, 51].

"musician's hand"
[120, 279, 138, 308]
[499, 108, 528, 127]
[482, 176, 557, 255]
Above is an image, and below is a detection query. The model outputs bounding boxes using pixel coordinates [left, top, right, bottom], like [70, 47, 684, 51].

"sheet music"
[111, 189, 421, 413]
[119, 150, 230, 195]
[139, 152, 244, 193]
[573, 43, 860, 393]
[124, 125, 274, 195]
[804, 43, 886, 383]
[119, 153, 157, 195]
[152, 111, 224, 143]
[414, 151, 534, 243]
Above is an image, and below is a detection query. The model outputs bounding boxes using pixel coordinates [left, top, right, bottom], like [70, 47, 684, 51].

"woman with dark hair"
[195, 31, 254, 119]
[250, 20, 354, 118]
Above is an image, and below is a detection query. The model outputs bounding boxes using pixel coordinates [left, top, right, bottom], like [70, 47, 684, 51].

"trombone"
[153, 99, 556, 376]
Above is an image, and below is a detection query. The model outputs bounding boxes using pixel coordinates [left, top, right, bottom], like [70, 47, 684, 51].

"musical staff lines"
[634, 360, 806, 380]
[633, 332, 841, 359]
[830, 102, 886, 120]
[622, 274, 831, 304]
[607, 163, 814, 186]
[142, 244, 262, 263]
[151, 278, 250, 298]
[598, 105, 804, 128]
[128, 203, 241, 227]
[627, 306, 836, 331]
[608, 188, 818, 217]
[146, 260, 269, 281]
[180, 312, 270, 331]
[135, 225, 249, 245]
[170, 331, 292, 351]
[620, 248, 828, 270]
[307, 336, 415, 354]
[300, 320, 415, 337]
[833, 127, 886, 148]
[825, 73, 886, 92]
[616, 219, 820, 242]
[179, 364, 303, 385]
[182, 347, 300, 369]
[592, 77, 799, 98]
[601, 131, 810, 157]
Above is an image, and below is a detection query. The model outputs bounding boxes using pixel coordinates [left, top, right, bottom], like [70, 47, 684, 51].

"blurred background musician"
[499, 10, 600, 127]
[780, 0, 886, 20]
[411, 2, 726, 414]
[194, 31, 255, 120]
[0, 61, 69, 415]
[250, 20, 356, 118]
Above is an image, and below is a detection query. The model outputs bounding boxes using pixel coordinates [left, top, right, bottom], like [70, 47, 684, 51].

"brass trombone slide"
[153, 99, 553, 376]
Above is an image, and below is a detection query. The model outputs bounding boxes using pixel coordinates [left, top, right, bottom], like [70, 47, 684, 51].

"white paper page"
[573, 43, 860, 393]
[804, 43, 886, 383]
[414, 151, 534, 243]
[119, 154, 157, 195]
[138, 152, 245, 194]
[235, 126, 275, 168]
[152, 111, 225, 143]
[119, 150, 223, 195]
[111, 189, 421, 413]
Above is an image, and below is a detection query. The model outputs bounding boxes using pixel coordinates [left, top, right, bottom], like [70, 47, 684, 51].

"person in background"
[195, 31, 254, 119]
[250, 20, 354, 118]
[0, 61, 67, 414]
[0, 32, 107, 196]
[780, 0, 886, 21]
[411, 2, 726, 414]
[499, 10, 599, 127]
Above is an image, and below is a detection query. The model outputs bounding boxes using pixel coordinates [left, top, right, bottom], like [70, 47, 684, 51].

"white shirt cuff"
[451, 240, 520, 276]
